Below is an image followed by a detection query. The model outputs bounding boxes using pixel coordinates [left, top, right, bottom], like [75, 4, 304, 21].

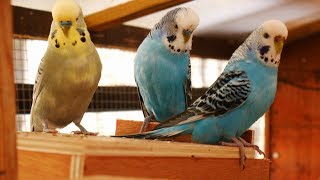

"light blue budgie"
[134, 7, 199, 132]
[115, 20, 288, 169]
[30, 0, 102, 134]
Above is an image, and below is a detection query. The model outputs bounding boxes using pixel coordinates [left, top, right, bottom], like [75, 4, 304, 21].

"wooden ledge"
[17, 130, 270, 179]
[17, 132, 254, 159]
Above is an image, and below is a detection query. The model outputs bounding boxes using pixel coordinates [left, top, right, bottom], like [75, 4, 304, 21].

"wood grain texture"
[18, 150, 71, 179]
[17, 132, 255, 159]
[85, 0, 192, 31]
[269, 33, 320, 179]
[84, 156, 270, 180]
[115, 119, 254, 144]
[0, 0, 17, 179]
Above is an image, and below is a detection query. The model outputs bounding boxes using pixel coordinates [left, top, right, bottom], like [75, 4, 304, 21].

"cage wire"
[13, 38, 265, 155]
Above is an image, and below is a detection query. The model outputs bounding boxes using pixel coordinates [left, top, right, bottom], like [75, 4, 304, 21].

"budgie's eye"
[175, 24, 178, 29]
[263, 33, 269, 39]
[76, 17, 79, 21]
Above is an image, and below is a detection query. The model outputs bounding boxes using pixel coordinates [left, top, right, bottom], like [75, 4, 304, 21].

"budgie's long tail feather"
[112, 124, 194, 139]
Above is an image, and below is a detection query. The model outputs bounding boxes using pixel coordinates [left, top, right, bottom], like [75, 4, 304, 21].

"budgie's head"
[50, 0, 89, 49]
[150, 7, 199, 54]
[232, 20, 288, 67]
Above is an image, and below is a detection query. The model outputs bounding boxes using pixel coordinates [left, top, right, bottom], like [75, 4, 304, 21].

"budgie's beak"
[183, 29, 193, 43]
[274, 35, 285, 55]
[60, 20, 72, 36]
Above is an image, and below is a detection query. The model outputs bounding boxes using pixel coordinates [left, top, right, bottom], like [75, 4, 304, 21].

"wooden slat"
[84, 156, 270, 180]
[18, 150, 71, 179]
[0, 0, 17, 179]
[269, 32, 320, 179]
[85, 0, 192, 31]
[115, 119, 254, 144]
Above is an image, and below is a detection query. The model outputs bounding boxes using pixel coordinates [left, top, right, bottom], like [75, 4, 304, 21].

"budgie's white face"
[150, 8, 199, 54]
[50, 0, 89, 51]
[255, 20, 288, 67]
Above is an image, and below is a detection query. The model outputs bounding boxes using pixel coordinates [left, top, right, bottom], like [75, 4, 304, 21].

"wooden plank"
[0, 0, 17, 179]
[269, 30, 320, 179]
[18, 150, 71, 179]
[269, 127, 320, 180]
[84, 156, 270, 180]
[17, 132, 255, 159]
[115, 119, 254, 144]
[85, 0, 192, 31]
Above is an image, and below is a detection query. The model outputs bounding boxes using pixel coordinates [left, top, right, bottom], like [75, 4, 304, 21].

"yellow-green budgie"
[30, 0, 102, 134]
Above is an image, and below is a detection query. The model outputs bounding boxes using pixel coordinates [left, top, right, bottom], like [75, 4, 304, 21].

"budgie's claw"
[73, 122, 98, 136]
[139, 114, 155, 133]
[238, 137, 266, 158]
[219, 137, 246, 171]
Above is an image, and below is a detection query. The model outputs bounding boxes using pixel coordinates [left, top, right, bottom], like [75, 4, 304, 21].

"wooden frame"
[0, 0, 17, 179]
[85, 0, 192, 31]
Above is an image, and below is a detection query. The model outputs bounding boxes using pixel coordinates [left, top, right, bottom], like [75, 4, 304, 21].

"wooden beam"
[0, 0, 17, 179]
[13, 6, 320, 59]
[85, 0, 192, 31]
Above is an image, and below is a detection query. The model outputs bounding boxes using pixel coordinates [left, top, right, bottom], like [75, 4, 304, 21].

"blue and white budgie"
[30, 0, 102, 134]
[115, 20, 288, 169]
[134, 8, 199, 132]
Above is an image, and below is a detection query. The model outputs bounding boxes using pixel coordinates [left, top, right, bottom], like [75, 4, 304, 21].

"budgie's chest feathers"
[223, 56, 278, 136]
[135, 38, 189, 121]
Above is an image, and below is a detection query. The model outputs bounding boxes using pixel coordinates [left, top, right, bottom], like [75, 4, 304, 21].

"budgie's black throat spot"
[81, 37, 86, 42]
[167, 35, 176, 43]
[259, 46, 270, 55]
[55, 44, 60, 48]
[264, 57, 268, 62]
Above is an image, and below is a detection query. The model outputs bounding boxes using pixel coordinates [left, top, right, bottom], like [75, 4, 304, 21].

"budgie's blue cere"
[116, 20, 288, 170]
[134, 8, 199, 132]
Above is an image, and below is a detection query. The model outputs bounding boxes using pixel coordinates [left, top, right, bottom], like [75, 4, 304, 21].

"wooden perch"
[85, 0, 192, 31]
[17, 132, 270, 179]
[115, 119, 254, 144]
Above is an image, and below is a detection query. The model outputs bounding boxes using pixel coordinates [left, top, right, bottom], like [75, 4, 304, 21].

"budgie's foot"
[43, 128, 59, 134]
[42, 119, 59, 134]
[139, 114, 155, 133]
[219, 137, 246, 170]
[73, 123, 99, 136]
[238, 137, 265, 157]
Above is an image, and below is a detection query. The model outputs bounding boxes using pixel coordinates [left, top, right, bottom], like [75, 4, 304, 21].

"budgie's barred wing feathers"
[155, 71, 251, 129]
[184, 57, 192, 107]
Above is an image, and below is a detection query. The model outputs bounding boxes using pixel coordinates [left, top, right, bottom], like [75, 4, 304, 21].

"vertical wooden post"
[0, 0, 17, 180]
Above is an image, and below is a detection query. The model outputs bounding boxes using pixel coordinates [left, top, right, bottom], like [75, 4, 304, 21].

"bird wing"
[155, 71, 251, 129]
[184, 57, 192, 107]
[32, 57, 46, 107]
[30, 57, 47, 130]
[136, 86, 151, 118]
